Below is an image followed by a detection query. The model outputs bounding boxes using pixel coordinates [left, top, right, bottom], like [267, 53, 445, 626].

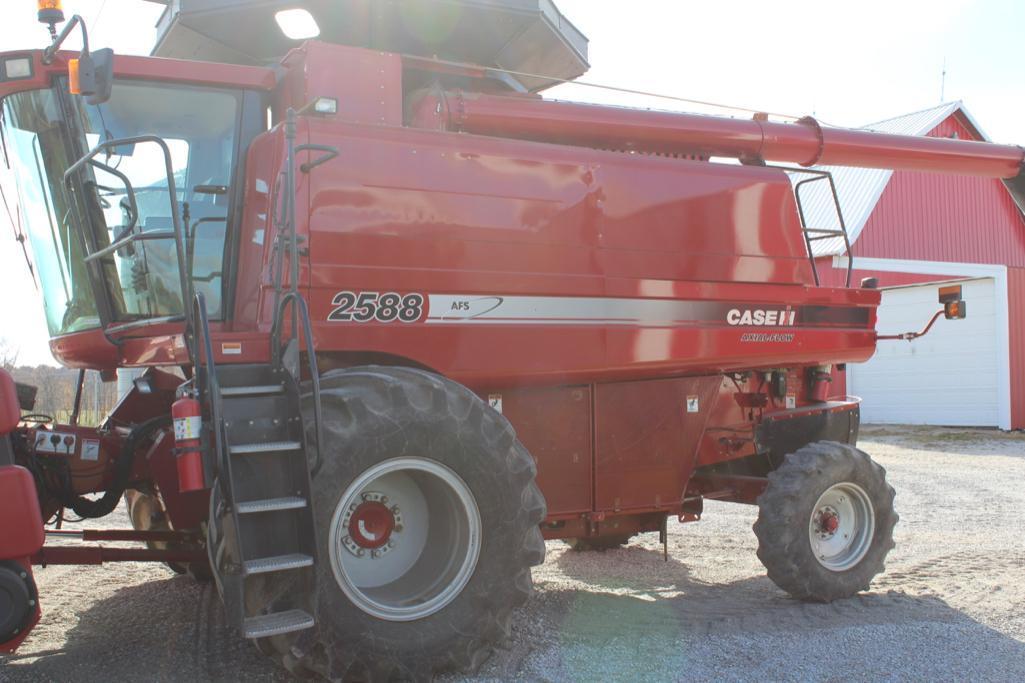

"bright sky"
[2, 0, 1023, 366]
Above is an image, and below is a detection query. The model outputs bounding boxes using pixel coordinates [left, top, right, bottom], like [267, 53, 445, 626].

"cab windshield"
[1, 80, 241, 336]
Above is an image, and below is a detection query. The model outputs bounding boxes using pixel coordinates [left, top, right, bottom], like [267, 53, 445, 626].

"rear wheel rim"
[808, 482, 875, 572]
[328, 458, 481, 621]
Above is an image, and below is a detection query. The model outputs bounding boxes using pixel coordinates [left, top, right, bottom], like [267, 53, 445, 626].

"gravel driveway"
[3, 426, 1024, 682]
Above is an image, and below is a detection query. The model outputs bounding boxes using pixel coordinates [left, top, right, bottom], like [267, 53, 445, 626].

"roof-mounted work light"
[275, 9, 320, 40]
[297, 97, 338, 117]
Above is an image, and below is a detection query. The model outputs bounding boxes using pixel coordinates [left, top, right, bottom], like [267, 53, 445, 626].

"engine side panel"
[296, 118, 878, 388]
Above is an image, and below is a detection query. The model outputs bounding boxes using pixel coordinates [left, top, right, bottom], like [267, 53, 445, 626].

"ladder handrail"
[192, 292, 230, 502]
[65, 134, 196, 356]
[267, 107, 325, 476]
[788, 168, 854, 288]
[270, 291, 326, 476]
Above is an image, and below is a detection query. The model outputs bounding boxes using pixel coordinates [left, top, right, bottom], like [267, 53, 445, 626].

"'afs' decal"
[328, 292, 426, 323]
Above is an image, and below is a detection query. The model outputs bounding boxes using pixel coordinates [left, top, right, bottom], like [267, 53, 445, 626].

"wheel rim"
[808, 482, 875, 572]
[328, 458, 482, 621]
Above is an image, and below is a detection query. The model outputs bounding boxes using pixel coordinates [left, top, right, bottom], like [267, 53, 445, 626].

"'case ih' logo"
[727, 308, 796, 326]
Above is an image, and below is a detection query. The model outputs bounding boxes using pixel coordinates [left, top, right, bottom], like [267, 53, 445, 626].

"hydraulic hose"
[60, 416, 171, 519]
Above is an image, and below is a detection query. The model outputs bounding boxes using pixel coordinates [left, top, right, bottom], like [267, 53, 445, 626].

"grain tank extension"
[1, 1, 1022, 679]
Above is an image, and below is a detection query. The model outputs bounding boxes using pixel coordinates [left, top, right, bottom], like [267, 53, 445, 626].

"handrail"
[192, 292, 228, 500]
[267, 108, 327, 475]
[85, 158, 139, 229]
[64, 134, 194, 357]
[788, 168, 854, 288]
[270, 291, 325, 475]
[83, 230, 175, 263]
[187, 216, 227, 280]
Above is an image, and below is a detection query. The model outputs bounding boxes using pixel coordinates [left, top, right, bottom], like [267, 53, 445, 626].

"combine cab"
[1, 1, 1020, 679]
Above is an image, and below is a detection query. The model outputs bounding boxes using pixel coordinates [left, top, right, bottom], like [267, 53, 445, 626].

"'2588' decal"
[328, 291, 426, 323]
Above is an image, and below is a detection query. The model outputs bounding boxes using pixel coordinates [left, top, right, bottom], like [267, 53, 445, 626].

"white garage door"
[849, 278, 1000, 427]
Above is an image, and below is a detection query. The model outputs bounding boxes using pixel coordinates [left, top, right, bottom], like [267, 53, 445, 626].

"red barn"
[809, 102, 1025, 430]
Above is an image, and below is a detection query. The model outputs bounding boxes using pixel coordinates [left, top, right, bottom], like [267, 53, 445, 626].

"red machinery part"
[0, 370, 20, 434]
[410, 90, 1025, 179]
[171, 395, 205, 493]
[0, 468, 43, 654]
[0, 466, 44, 559]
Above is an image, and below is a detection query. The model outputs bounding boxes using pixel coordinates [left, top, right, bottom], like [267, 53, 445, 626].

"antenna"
[940, 57, 947, 102]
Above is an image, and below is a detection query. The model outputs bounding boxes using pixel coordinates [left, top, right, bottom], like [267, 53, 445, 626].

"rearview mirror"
[70, 48, 114, 105]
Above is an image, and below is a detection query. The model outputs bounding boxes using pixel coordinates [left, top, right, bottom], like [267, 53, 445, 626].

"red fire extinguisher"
[172, 391, 206, 493]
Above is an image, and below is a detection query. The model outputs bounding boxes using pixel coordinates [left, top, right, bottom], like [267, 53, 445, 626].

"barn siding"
[1009, 267, 1025, 430]
[812, 110, 1025, 430]
[852, 114, 1025, 267]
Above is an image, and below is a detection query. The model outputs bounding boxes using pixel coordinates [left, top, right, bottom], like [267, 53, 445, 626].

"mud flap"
[755, 403, 861, 465]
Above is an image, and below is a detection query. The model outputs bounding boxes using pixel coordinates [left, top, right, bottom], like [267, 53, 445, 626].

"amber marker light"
[68, 58, 81, 94]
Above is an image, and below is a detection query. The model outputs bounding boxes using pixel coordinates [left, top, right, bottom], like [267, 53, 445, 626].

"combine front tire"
[261, 367, 546, 681]
[753, 441, 897, 602]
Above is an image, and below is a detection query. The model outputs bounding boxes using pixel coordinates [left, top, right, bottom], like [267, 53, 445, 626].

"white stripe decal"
[426, 295, 705, 325]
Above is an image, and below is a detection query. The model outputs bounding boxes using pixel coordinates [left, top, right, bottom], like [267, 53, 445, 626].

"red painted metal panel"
[298, 117, 879, 388]
[0, 467, 44, 559]
[1008, 268, 1025, 430]
[0, 370, 20, 434]
[276, 44, 403, 126]
[594, 376, 720, 512]
[493, 386, 592, 515]
[853, 114, 1025, 267]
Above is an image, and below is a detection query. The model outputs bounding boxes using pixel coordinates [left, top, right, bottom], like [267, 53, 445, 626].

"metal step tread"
[243, 609, 315, 639]
[230, 441, 302, 455]
[237, 496, 307, 515]
[244, 553, 314, 576]
[221, 384, 284, 397]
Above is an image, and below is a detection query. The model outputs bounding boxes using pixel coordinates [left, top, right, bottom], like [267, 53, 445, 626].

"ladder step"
[243, 609, 315, 639]
[236, 496, 307, 515]
[244, 553, 314, 576]
[221, 384, 284, 397]
[230, 441, 302, 455]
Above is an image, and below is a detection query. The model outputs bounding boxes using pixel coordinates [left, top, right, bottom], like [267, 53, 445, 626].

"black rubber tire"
[753, 441, 897, 602]
[253, 366, 546, 682]
[124, 489, 212, 581]
[563, 535, 634, 551]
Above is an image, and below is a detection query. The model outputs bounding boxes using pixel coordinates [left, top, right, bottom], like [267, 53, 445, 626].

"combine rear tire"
[753, 441, 897, 602]
[254, 367, 546, 681]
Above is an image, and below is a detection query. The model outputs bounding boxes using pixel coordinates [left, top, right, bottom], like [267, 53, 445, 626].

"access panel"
[595, 376, 720, 512]
[493, 385, 591, 516]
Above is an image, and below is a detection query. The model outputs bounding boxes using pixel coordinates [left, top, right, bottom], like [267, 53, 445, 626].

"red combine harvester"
[1, 1, 1022, 679]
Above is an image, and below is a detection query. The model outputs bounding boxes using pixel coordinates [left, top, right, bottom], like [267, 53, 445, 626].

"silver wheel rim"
[808, 482, 875, 572]
[328, 458, 481, 621]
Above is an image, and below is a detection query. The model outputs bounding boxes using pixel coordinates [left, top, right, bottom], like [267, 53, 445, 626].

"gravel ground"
[2, 426, 1024, 682]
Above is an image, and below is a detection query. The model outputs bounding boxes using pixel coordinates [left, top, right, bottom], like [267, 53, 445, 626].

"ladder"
[194, 296, 320, 639]
[190, 108, 330, 640]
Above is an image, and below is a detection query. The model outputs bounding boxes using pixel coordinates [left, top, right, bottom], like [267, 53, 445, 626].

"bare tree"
[0, 337, 19, 371]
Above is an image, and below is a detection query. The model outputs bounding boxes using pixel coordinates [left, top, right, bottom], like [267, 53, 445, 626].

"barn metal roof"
[801, 101, 984, 256]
